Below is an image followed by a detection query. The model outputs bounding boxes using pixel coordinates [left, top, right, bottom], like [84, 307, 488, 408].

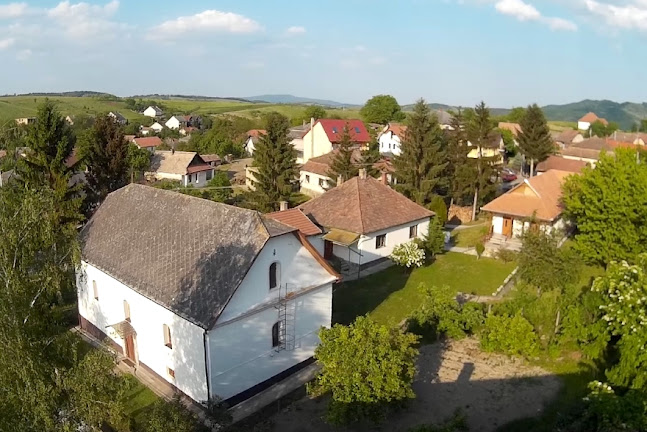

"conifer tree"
[82, 115, 130, 214]
[327, 124, 359, 186]
[466, 101, 499, 220]
[445, 109, 474, 207]
[360, 131, 382, 178]
[393, 99, 448, 206]
[518, 104, 554, 177]
[251, 112, 298, 212]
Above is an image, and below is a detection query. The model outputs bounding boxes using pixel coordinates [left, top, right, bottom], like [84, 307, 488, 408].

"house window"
[318, 178, 325, 188]
[167, 367, 175, 379]
[305, 174, 310, 183]
[272, 321, 282, 348]
[376, 234, 387, 249]
[92, 280, 98, 300]
[194, 173, 199, 183]
[163, 324, 172, 349]
[187, 174, 192, 184]
[269, 262, 280, 290]
[355, 127, 361, 134]
[206, 170, 213, 181]
[409, 225, 418, 239]
[123, 300, 131, 322]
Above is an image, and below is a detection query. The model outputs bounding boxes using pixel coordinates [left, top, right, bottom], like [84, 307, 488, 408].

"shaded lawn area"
[450, 225, 489, 248]
[121, 374, 160, 428]
[333, 252, 516, 326]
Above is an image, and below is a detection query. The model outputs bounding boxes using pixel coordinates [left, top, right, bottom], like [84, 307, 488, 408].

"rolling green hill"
[542, 99, 647, 130]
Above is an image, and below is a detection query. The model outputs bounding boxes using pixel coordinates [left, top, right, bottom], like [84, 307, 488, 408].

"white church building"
[77, 184, 339, 404]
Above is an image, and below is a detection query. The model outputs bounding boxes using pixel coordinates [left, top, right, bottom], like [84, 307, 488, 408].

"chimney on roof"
[279, 201, 289, 211]
[380, 172, 388, 185]
[337, 174, 344, 186]
[310, 117, 315, 162]
[359, 168, 367, 180]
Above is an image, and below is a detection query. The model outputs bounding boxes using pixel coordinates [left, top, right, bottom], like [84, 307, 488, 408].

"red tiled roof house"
[302, 119, 370, 163]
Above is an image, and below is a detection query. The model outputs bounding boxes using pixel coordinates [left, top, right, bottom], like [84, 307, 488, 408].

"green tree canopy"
[327, 124, 359, 186]
[504, 107, 527, 123]
[591, 120, 619, 138]
[309, 316, 419, 424]
[393, 99, 448, 206]
[563, 149, 647, 265]
[251, 112, 299, 211]
[360, 95, 406, 125]
[517, 104, 554, 176]
[303, 105, 327, 121]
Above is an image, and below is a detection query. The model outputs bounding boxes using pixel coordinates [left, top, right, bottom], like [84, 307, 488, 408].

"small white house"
[481, 170, 573, 248]
[378, 123, 406, 156]
[150, 122, 164, 133]
[143, 106, 163, 118]
[298, 169, 433, 267]
[578, 112, 608, 132]
[108, 111, 127, 125]
[77, 184, 340, 403]
[302, 119, 370, 163]
[165, 116, 190, 130]
[244, 129, 266, 156]
[147, 151, 214, 187]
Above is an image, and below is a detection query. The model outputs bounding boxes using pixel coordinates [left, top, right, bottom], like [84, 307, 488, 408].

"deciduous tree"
[360, 94, 406, 124]
[394, 99, 448, 207]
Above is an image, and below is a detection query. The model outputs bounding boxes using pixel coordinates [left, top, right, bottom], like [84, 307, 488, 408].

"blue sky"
[0, 0, 646, 107]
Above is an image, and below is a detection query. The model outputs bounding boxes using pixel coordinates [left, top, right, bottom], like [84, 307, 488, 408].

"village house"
[15, 117, 36, 125]
[557, 137, 635, 167]
[200, 154, 222, 167]
[467, 133, 505, 164]
[378, 123, 406, 156]
[147, 150, 214, 187]
[611, 131, 647, 146]
[140, 126, 153, 136]
[481, 170, 573, 251]
[578, 112, 608, 132]
[289, 124, 311, 164]
[143, 105, 164, 118]
[267, 203, 324, 253]
[302, 119, 370, 163]
[244, 129, 266, 155]
[108, 111, 128, 126]
[299, 149, 362, 196]
[555, 129, 584, 148]
[498, 122, 522, 138]
[77, 184, 339, 404]
[166, 115, 199, 130]
[298, 169, 433, 269]
[133, 136, 162, 152]
[536, 155, 588, 175]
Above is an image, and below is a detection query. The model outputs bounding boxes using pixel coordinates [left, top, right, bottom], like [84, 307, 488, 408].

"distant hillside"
[131, 94, 251, 103]
[542, 99, 647, 130]
[244, 94, 355, 107]
[402, 103, 511, 117]
[1, 91, 117, 98]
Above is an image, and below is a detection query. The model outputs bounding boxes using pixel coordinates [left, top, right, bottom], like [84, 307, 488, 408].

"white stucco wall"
[207, 233, 336, 400]
[144, 107, 160, 117]
[489, 214, 565, 238]
[491, 215, 504, 235]
[166, 117, 181, 130]
[378, 132, 401, 156]
[302, 123, 333, 163]
[512, 219, 525, 238]
[245, 137, 255, 156]
[151, 123, 164, 132]
[183, 170, 211, 188]
[300, 171, 331, 196]
[77, 262, 208, 403]
[148, 172, 182, 182]
[578, 121, 590, 131]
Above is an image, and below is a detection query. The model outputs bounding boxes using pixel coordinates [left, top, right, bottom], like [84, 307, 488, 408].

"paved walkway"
[229, 362, 321, 423]
[444, 244, 477, 255]
[340, 259, 394, 281]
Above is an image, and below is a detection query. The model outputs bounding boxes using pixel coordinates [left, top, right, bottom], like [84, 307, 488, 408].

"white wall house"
[150, 122, 164, 133]
[144, 106, 163, 118]
[300, 170, 331, 197]
[302, 119, 370, 163]
[77, 185, 340, 403]
[299, 170, 434, 268]
[166, 116, 191, 130]
[147, 151, 214, 187]
[378, 123, 406, 156]
[578, 112, 607, 132]
[482, 170, 573, 245]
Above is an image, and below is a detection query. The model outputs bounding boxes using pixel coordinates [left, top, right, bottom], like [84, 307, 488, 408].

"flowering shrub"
[390, 241, 425, 268]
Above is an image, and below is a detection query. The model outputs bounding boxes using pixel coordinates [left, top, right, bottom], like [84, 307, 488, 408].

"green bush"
[390, 241, 425, 268]
[480, 313, 539, 357]
[416, 217, 445, 259]
[411, 285, 485, 340]
[494, 247, 518, 263]
[475, 242, 485, 259]
[428, 196, 448, 226]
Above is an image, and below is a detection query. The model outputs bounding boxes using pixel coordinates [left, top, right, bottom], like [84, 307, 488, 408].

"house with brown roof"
[147, 150, 214, 187]
[244, 129, 267, 156]
[559, 137, 617, 166]
[302, 119, 370, 163]
[133, 136, 162, 152]
[498, 122, 522, 137]
[298, 169, 434, 267]
[378, 122, 407, 156]
[481, 170, 574, 250]
[578, 112, 608, 131]
[555, 129, 584, 147]
[77, 184, 339, 404]
[536, 155, 588, 174]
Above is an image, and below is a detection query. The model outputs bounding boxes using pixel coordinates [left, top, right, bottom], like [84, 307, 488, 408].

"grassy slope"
[333, 252, 516, 326]
[450, 225, 488, 248]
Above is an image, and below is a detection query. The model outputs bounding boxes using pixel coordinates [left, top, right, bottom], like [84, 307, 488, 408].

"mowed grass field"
[0, 96, 362, 125]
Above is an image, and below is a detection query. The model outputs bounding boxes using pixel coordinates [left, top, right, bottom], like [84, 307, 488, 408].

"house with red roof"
[302, 119, 370, 163]
[133, 136, 162, 152]
[378, 123, 407, 156]
[244, 129, 267, 155]
[578, 112, 608, 132]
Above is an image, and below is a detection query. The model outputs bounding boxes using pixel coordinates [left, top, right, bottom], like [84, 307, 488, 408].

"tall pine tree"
[393, 99, 448, 206]
[82, 114, 130, 214]
[445, 109, 474, 207]
[327, 124, 359, 186]
[466, 101, 500, 220]
[518, 104, 554, 177]
[251, 112, 298, 212]
[360, 130, 382, 178]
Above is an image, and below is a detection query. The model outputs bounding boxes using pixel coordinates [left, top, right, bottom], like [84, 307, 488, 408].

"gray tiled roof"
[81, 184, 294, 329]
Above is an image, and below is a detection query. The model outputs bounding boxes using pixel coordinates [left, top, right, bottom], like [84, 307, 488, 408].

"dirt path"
[257, 339, 562, 432]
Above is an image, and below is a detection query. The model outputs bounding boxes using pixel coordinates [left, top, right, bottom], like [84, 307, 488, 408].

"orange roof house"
[481, 170, 575, 242]
[498, 122, 522, 137]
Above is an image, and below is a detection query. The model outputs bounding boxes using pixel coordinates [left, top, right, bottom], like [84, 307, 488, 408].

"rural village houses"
[147, 150, 214, 187]
[143, 105, 164, 118]
[77, 184, 340, 403]
[301, 119, 370, 163]
[578, 112, 608, 132]
[132, 136, 162, 152]
[298, 169, 434, 268]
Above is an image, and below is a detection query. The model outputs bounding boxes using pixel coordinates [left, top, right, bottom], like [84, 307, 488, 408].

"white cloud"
[150, 10, 262, 40]
[286, 26, 306, 35]
[16, 48, 31, 60]
[582, 0, 647, 31]
[0, 37, 15, 50]
[354, 44, 367, 52]
[47, 1, 125, 41]
[0, 2, 28, 19]
[494, 0, 578, 31]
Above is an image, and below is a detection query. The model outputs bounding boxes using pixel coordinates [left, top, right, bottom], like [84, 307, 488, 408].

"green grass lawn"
[333, 252, 516, 326]
[450, 225, 488, 248]
[121, 375, 160, 428]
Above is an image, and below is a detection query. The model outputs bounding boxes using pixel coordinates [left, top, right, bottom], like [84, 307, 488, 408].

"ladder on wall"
[275, 283, 296, 351]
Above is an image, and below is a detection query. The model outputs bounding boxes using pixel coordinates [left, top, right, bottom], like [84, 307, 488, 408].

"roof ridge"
[355, 177, 365, 233]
